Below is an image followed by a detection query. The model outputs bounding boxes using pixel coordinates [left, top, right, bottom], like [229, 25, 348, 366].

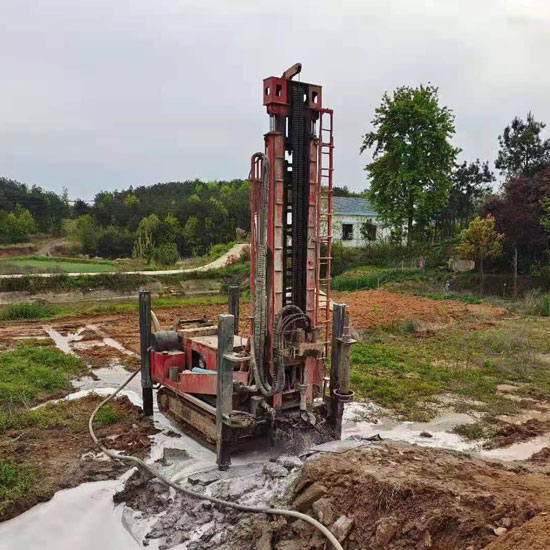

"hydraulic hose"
[88, 369, 344, 550]
[250, 152, 285, 397]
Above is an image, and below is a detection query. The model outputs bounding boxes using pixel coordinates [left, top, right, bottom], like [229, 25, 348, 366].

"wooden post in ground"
[139, 290, 153, 416]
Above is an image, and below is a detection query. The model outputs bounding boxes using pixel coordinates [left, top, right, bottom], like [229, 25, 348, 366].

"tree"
[361, 84, 459, 246]
[495, 112, 550, 178]
[458, 215, 504, 294]
[72, 199, 91, 218]
[132, 214, 160, 260]
[436, 160, 494, 239]
[0, 177, 69, 234]
[483, 165, 550, 269]
[333, 186, 361, 197]
[541, 197, 550, 238]
[74, 214, 97, 252]
[359, 220, 377, 242]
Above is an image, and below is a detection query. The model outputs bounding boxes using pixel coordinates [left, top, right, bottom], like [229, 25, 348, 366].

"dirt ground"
[0, 290, 547, 548]
[0, 395, 157, 522]
[0, 289, 507, 356]
[332, 290, 508, 331]
[231, 442, 550, 550]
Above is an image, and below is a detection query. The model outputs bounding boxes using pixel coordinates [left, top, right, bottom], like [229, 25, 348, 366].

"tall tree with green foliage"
[436, 160, 494, 239]
[495, 112, 550, 178]
[458, 215, 504, 295]
[361, 84, 459, 246]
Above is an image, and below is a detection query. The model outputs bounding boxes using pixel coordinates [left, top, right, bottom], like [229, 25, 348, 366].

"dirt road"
[0, 242, 249, 279]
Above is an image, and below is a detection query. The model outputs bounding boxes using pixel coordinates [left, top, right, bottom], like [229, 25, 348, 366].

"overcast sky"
[1, 0, 549, 200]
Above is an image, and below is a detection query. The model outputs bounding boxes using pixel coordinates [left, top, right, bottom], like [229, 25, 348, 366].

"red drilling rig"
[139, 64, 354, 469]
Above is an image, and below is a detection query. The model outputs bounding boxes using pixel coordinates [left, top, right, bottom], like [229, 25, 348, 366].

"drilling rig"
[139, 63, 354, 469]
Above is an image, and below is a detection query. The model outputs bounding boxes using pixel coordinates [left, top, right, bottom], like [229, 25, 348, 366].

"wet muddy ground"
[1, 292, 550, 549]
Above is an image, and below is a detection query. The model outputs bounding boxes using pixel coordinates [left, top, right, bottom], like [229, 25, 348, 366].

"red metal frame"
[250, 72, 332, 407]
[150, 339, 248, 397]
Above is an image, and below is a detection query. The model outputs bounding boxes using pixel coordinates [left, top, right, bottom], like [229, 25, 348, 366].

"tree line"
[0, 177, 250, 264]
[0, 178, 69, 244]
[361, 85, 550, 277]
[67, 179, 250, 261]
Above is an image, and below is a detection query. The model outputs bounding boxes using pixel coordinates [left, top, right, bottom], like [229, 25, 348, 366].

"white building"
[331, 197, 388, 248]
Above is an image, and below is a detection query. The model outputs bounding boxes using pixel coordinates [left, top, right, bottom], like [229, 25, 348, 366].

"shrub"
[533, 293, 550, 317]
[150, 243, 180, 267]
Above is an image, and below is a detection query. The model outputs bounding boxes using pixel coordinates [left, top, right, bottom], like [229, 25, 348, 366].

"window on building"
[342, 223, 353, 240]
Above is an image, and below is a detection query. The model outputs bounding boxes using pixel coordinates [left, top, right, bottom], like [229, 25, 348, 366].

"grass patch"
[0, 459, 36, 518]
[0, 302, 60, 321]
[94, 404, 121, 426]
[332, 266, 424, 292]
[452, 422, 487, 440]
[0, 345, 86, 409]
[0, 294, 232, 324]
[532, 293, 550, 317]
[0, 256, 117, 274]
[350, 318, 550, 418]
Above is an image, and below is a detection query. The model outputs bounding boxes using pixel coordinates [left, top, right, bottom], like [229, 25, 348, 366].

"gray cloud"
[1, 0, 549, 199]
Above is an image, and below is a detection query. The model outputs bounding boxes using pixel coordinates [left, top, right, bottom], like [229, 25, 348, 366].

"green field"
[0, 256, 117, 275]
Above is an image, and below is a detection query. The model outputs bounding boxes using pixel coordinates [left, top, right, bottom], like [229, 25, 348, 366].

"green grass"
[0, 459, 36, 518]
[0, 302, 60, 321]
[452, 422, 487, 440]
[0, 256, 117, 274]
[94, 404, 121, 426]
[532, 293, 550, 317]
[0, 294, 232, 324]
[350, 319, 550, 419]
[0, 345, 86, 409]
[332, 266, 424, 292]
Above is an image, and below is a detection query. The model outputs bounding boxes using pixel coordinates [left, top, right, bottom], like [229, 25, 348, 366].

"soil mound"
[252, 442, 550, 550]
[481, 514, 550, 550]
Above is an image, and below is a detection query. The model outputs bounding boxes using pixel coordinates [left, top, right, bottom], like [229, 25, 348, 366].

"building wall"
[331, 214, 389, 248]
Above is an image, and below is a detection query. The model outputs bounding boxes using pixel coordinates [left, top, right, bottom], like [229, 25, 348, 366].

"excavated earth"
[220, 442, 550, 550]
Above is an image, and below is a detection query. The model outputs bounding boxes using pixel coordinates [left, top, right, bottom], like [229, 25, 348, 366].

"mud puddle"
[343, 404, 477, 452]
[0, 478, 139, 550]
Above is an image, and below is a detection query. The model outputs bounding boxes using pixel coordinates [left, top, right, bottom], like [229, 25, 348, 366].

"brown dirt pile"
[0, 395, 157, 521]
[332, 290, 507, 330]
[253, 442, 550, 550]
[481, 514, 550, 550]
